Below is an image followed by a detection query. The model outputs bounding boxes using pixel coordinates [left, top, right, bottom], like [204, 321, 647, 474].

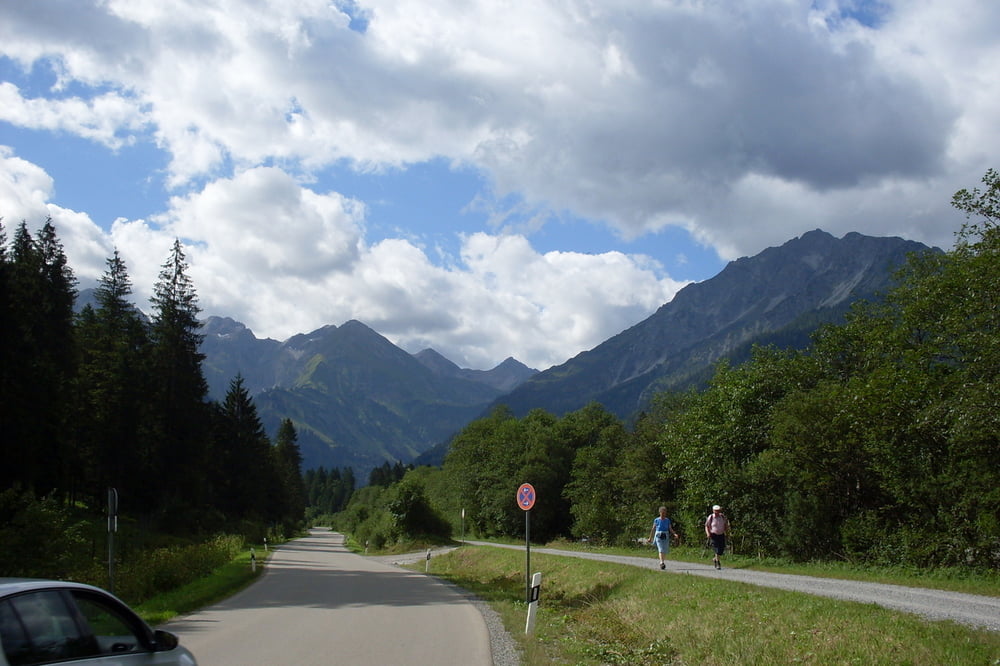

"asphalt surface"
[165, 531, 999, 666]
[168, 529, 492, 666]
[466, 540, 1000, 632]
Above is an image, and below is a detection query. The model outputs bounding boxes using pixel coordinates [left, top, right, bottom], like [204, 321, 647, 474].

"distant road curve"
[169, 529, 493, 666]
[465, 541, 1000, 632]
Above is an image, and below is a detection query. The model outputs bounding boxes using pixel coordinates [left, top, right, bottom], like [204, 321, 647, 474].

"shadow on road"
[168, 531, 464, 637]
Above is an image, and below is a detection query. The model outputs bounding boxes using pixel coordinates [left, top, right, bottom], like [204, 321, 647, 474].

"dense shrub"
[110, 534, 245, 604]
[0, 488, 87, 579]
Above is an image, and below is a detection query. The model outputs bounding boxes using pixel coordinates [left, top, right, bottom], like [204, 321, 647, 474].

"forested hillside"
[0, 223, 306, 569]
[338, 171, 1000, 569]
[196, 316, 538, 478]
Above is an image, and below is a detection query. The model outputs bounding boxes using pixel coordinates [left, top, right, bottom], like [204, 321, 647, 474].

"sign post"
[516, 483, 536, 603]
[107, 488, 118, 594]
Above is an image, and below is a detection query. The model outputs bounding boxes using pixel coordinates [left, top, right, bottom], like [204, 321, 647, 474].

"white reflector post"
[525, 572, 542, 634]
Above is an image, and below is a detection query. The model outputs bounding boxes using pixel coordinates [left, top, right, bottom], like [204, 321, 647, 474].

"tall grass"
[75, 534, 248, 606]
[136, 548, 264, 625]
[427, 546, 1000, 665]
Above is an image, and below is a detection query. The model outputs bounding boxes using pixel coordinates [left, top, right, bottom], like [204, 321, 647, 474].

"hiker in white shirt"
[704, 505, 729, 570]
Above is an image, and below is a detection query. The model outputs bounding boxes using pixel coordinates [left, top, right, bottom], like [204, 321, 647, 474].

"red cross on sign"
[517, 483, 536, 511]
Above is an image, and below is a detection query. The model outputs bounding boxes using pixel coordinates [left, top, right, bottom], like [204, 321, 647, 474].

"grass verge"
[427, 546, 1000, 665]
[135, 548, 265, 626]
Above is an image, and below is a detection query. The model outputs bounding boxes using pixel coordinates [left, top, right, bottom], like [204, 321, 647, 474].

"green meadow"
[425, 546, 1000, 665]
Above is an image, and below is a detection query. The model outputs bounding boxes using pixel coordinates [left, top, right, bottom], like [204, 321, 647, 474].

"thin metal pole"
[525, 509, 531, 603]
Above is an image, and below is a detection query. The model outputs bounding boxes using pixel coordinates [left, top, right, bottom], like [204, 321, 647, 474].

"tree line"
[301, 462, 410, 524]
[304, 466, 356, 519]
[338, 170, 1000, 569]
[0, 219, 306, 549]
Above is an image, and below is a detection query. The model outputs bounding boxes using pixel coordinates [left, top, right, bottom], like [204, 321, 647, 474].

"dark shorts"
[709, 533, 726, 555]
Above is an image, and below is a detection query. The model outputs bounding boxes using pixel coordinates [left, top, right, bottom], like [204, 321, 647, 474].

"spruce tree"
[0, 220, 12, 491]
[74, 251, 150, 507]
[37, 220, 78, 498]
[145, 240, 210, 526]
[3, 223, 42, 492]
[212, 375, 274, 523]
[274, 418, 306, 530]
[3, 220, 77, 496]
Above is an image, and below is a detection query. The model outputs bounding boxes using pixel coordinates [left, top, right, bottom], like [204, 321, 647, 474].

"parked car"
[0, 578, 197, 665]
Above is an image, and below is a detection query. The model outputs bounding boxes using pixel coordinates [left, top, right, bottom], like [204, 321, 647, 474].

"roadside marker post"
[107, 488, 118, 594]
[525, 572, 542, 634]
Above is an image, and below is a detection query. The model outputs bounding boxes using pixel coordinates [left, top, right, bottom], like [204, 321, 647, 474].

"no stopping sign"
[517, 483, 536, 511]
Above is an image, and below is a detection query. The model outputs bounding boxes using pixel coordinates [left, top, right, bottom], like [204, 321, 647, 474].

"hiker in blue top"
[649, 506, 679, 569]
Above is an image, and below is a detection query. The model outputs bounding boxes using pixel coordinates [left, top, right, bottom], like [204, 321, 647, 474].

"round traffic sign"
[517, 483, 536, 511]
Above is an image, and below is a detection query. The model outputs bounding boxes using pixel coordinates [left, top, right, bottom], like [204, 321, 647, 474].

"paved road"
[169, 529, 492, 666]
[467, 540, 1000, 632]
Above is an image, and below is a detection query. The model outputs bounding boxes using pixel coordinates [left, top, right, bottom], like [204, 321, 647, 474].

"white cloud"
[0, 145, 54, 217]
[1, 1, 994, 254]
[0, 83, 146, 149]
[2, 0, 1000, 366]
[99, 164, 680, 369]
[0, 146, 111, 279]
[163, 167, 363, 277]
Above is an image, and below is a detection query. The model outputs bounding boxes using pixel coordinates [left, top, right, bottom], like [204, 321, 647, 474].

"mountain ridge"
[196, 317, 538, 477]
[488, 229, 935, 422]
[76, 228, 936, 479]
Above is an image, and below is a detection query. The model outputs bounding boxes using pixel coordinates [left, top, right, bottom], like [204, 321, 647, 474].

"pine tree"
[210, 375, 279, 524]
[37, 220, 78, 498]
[74, 251, 150, 507]
[0, 219, 12, 491]
[2, 220, 77, 496]
[145, 240, 210, 525]
[274, 419, 306, 530]
[3, 223, 42, 491]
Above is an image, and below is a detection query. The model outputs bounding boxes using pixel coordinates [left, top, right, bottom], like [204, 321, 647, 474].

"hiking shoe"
[660, 562, 666, 570]
[714, 561, 721, 570]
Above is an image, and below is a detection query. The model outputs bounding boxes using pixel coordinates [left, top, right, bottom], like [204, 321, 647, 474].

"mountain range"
[487, 229, 933, 421]
[79, 229, 935, 479]
[199, 318, 538, 476]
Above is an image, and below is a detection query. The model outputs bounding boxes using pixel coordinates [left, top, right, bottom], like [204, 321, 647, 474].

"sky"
[1, 1, 997, 371]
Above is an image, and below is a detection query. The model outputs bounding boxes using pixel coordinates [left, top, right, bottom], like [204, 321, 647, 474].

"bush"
[386, 478, 451, 541]
[0, 488, 87, 579]
[353, 510, 396, 551]
[841, 512, 892, 564]
[111, 534, 245, 604]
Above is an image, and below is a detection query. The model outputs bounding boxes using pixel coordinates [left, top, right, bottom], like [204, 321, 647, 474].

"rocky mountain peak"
[492, 230, 936, 420]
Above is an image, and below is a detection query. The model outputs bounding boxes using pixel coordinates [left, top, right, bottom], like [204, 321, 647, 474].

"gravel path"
[374, 542, 1000, 665]
[468, 541, 1000, 632]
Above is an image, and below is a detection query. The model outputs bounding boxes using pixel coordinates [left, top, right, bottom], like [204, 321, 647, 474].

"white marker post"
[525, 572, 542, 634]
[107, 488, 118, 594]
